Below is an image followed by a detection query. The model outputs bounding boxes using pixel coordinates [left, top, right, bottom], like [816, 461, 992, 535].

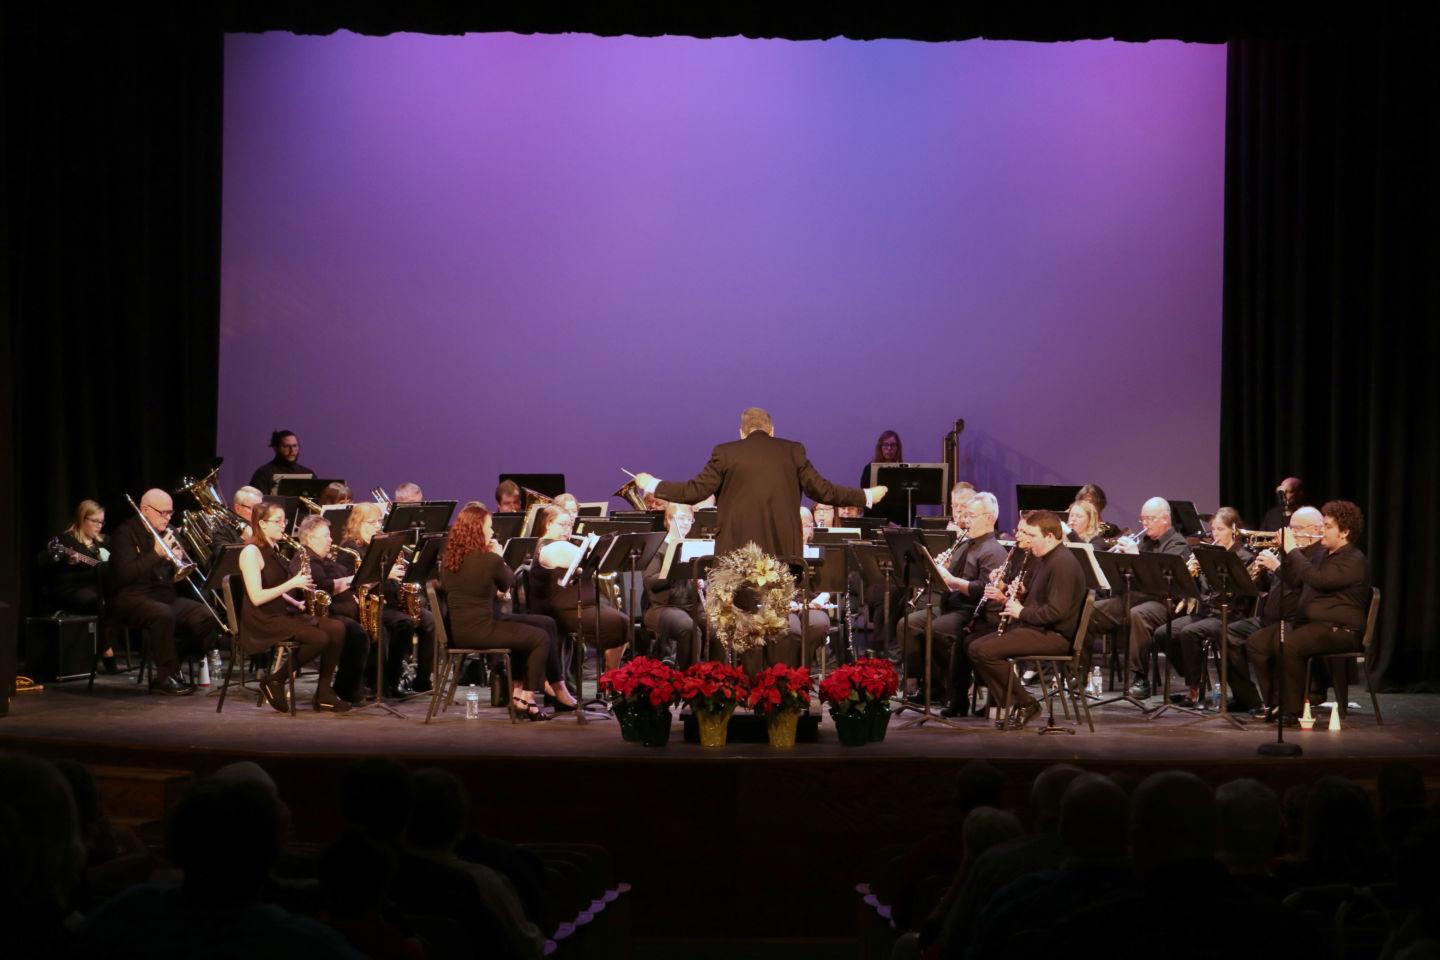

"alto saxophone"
[292, 542, 330, 619]
[398, 581, 423, 691]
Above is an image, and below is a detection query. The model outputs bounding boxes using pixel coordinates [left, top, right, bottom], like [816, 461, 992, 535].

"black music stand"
[491, 513, 525, 543]
[502, 537, 538, 570]
[693, 508, 719, 539]
[605, 532, 667, 637]
[560, 533, 609, 723]
[611, 510, 666, 530]
[841, 516, 890, 539]
[848, 542, 896, 662]
[1166, 499, 1207, 538]
[269, 472, 316, 496]
[782, 552, 833, 676]
[498, 473, 566, 500]
[916, 516, 951, 531]
[384, 501, 456, 537]
[1090, 550, 1163, 714]
[869, 463, 948, 528]
[575, 518, 652, 537]
[352, 532, 408, 719]
[1016, 484, 1083, 513]
[403, 534, 446, 586]
[884, 529, 962, 729]
[814, 544, 853, 667]
[275, 476, 340, 499]
[811, 527, 864, 545]
[1191, 545, 1258, 729]
[1142, 552, 1204, 720]
[263, 496, 303, 532]
[1258, 532, 1302, 757]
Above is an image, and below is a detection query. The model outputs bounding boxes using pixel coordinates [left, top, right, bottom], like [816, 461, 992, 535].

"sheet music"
[1065, 541, 1110, 592]
[557, 532, 600, 588]
[659, 538, 715, 579]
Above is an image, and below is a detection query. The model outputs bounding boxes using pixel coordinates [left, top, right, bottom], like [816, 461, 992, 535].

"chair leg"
[1069, 664, 1095, 733]
[503, 656, 517, 724]
[217, 649, 238, 714]
[1361, 658, 1383, 725]
[425, 654, 450, 724]
[1002, 663, 1015, 729]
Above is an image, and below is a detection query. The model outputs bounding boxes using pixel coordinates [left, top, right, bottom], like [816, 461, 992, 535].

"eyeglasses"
[262, 516, 286, 526]
[145, 506, 174, 518]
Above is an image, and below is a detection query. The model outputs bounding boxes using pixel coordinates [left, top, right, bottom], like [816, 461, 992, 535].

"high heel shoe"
[259, 676, 290, 714]
[512, 696, 549, 721]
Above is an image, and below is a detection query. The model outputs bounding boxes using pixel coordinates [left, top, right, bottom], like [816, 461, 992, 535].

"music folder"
[353, 532, 408, 588]
[404, 533, 447, 585]
[501, 536, 538, 568]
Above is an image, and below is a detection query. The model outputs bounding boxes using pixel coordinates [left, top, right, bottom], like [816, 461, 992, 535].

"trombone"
[125, 494, 229, 633]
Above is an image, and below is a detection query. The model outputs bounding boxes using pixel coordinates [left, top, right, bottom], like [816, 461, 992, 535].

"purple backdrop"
[219, 33, 1225, 524]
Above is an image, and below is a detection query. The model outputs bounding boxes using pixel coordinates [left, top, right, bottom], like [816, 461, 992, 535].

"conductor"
[633, 407, 887, 558]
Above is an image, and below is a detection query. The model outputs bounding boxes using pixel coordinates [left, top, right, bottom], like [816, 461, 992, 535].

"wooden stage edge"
[5, 680, 1440, 941]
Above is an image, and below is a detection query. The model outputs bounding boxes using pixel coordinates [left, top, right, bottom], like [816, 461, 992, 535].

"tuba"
[614, 479, 647, 511]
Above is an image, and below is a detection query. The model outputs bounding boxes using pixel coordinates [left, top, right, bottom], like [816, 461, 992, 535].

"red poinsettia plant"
[598, 657, 681, 711]
[746, 663, 814, 715]
[679, 661, 750, 714]
[819, 658, 899, 717]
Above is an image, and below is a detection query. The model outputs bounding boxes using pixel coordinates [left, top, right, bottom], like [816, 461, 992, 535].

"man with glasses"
[1084, 496, 1193, 699]
[248, 429, 314, 494]
[106, 489, 219, 695]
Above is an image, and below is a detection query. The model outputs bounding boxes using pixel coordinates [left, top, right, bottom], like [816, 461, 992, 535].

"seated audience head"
[873, 430, 903, 463]
[494, 480, 522, 513]
[68, 499, 106, 544]
[407, 768, 470, 854]
[952, 759, 1006, 814]
[1130, 770, 1215, 871]
[1030, 763, 1085, 830]
[961, 807, 1025, 866]
[319, 481, 352, 505]
[0, 754, 83, 930]
[1302, 775, 1380, 880]
[1320, 499, 1363, 550]
[339, 758, 412, 845]
[1377, 762, 1425, 819]
[1059, 773, 1129, 861]
[343, 502, 385, 545]
[232, 485, 264, 520]
[320, 828, 395, 918]
[168, 777, 281, 900]
[739, 406, 774, 437]
[269, 429, 300, 464]
[1215, 778, 1283, 872]
[393, 482, 423, 504]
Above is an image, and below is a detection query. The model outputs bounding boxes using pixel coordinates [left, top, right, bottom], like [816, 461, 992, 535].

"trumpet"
[1109, 529, 1145, 553]
[126, 494, 197, 582]
[1239, 528, 1282, 548]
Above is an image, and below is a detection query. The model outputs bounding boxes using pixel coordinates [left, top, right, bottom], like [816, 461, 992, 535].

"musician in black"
[247, 430, 314, 494]
[529, 505, 630, 671]
[1084, 497, 1194, 699]
[1076, 483, 1122, 539]
[1151, 507, 1254, 708]
[494, 480, 522, 514]
[237, 502, 347, 712]
[897, 492, 1007, 709]
[1222, 507, 1325, 713]
[968, 510, 1086, 728]
[861, 430, 910, 527]
[106, 490, 217, 695]
[1260, 476, 1307, 533]
[641, 503, 705, 668]
[1247, 500, 1370, 723]
[38, 500, 113, 670]
[289, 515, 369, 704]
[335, 503, 437, 697]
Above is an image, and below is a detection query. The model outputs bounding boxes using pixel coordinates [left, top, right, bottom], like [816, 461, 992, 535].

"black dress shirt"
[1287, 542, 1370, 630]
[1014, 544, 1087, 639]
[940, 532, 1009, 613]
[248, 457, 316, 494]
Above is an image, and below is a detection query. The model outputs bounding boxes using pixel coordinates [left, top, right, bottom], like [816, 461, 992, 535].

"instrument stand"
[350, 533, 409, 719]
[1190, 546, 1259, 730]
[1088, 553, 1152, 714]
[1147, 557, 1204, 721]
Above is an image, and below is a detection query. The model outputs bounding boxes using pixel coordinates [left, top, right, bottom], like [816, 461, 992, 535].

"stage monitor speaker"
[0, 602, 14, 716]
[25, 614, 97, 683]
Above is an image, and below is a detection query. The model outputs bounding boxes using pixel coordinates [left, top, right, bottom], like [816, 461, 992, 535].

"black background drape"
[4, 8, 1437, 685]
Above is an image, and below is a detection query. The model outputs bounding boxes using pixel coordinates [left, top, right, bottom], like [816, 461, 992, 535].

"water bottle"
[1090, 667, 1102, 696]
[465, 684, 480, 720]
[1209, 683, 1221, 711]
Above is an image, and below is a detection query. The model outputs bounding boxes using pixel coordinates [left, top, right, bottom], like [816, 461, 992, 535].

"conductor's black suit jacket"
[655, 431, 867, 558]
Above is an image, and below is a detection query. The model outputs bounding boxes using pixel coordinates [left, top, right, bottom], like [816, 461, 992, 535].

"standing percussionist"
[1085, 497, 1194, 699]
[1247, 500, 1370, 724]
[248, 430, 314, 494]
[106, 490, 217, 695]
[968, 510, 1086, 728]
[632, 407, 885, 559]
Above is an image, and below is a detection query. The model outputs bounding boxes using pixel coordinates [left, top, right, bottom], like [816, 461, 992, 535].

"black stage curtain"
[5, 7, 1438, 685]
[1221, 17, 1440, 687]
[1, 10, 223, 639]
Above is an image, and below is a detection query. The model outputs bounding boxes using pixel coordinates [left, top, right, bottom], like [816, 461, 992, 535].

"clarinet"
[994, 559, 1029, 638]
[964, 543, 1018, 634]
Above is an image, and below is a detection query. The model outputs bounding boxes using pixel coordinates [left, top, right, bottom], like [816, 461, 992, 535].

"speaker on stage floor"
[0, 602, 15, 716]
[25, 614, 98, 683]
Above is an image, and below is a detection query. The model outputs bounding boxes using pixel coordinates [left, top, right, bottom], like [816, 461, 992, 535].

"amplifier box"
[25, 615, 97, 682]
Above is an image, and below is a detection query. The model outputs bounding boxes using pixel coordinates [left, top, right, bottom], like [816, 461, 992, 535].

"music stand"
[317, 504, 353, 541]
[811, 527, 863, 545]
[491, 513, 525, 543]
[502, 537, 538, 569]
[275, 476, 340, 499]
[263, 496, 302, 532]
[886, 530, 962, 729]
[562, 533, 614, 722]
[268, 472, 316, 496]
[498, 473, 565, 500]
[916, 516, 951, 531]
[801, 544, 852, 672]
[575, 518, 652, 537]
[1123, 552, 1201, 720]
[1091, 550, 1162, 714]
[1192, 545, 1259, 730]
[1015, 484, 1082, 513]
[403, 534, 446, 586]
[604, 531, 667, 631]
[352, 532, 408, 718]
[868, 463, 948, 527]
[384, 501, 456, 537]
[611, 510, 666, 530]
[1166, 500, 1207, 538]
[849, 542, 896, 662]
[840, 516, 890, 539]
[577, 502, 608, 518]
[693, 508, 719, 539]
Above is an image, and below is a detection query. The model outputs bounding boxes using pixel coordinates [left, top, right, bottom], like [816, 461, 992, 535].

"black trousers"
[107, 594, 217, 675]
[1087, 597, 1170, 678]
[1248, 621, 1362, 716]
[967, 626, 1070, 709]
[642, 606, 703, 668]
[554, 604, 630, 651]
[239, 614, 346, 698]
[499, 612, 564, 685]
[330, 614, 370, 701]
[455, 619, 550, 692]
[900, 605, 970, 693]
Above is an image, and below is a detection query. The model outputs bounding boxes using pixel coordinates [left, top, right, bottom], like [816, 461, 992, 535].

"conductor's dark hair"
[269, 430, 297, 448]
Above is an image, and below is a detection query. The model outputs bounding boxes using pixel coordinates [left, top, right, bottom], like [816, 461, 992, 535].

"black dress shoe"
[1127, 678, 1152, 699]
[940, 702, 965, 718]
[313, 693, 352, 713]
[101, 655, 118, 675]
[1007, 700, 1042, 729]
[259, 677, 290, 714]
[149, 676, 195, 696]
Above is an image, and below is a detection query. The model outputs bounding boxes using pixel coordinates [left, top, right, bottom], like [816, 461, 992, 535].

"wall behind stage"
[219, 33, 1225, 524]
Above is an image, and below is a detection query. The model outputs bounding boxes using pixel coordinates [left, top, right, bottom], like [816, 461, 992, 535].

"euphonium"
[614, 478, 647, 511]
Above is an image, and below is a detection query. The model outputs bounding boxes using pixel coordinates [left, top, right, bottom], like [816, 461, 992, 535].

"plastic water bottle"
[465, 684, 480, 720]
[1209, 683, 1221, 711]
[1090, 667, 1102, 696]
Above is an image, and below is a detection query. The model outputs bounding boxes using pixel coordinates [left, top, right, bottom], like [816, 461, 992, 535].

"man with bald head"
[1260, 476, 1307, 533]
[1085, 496, 1194, 699]
[106, 489, 218, 694]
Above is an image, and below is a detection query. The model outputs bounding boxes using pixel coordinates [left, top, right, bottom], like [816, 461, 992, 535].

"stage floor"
[4, 669, 1439, 766]
[6, 672, 1440, 943]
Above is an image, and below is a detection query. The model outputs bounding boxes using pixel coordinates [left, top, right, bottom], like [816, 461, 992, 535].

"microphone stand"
[1259, 534, 1301, 757]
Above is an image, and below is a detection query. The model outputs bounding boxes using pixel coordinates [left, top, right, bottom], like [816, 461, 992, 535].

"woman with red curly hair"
[439, 503, 550, 720]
